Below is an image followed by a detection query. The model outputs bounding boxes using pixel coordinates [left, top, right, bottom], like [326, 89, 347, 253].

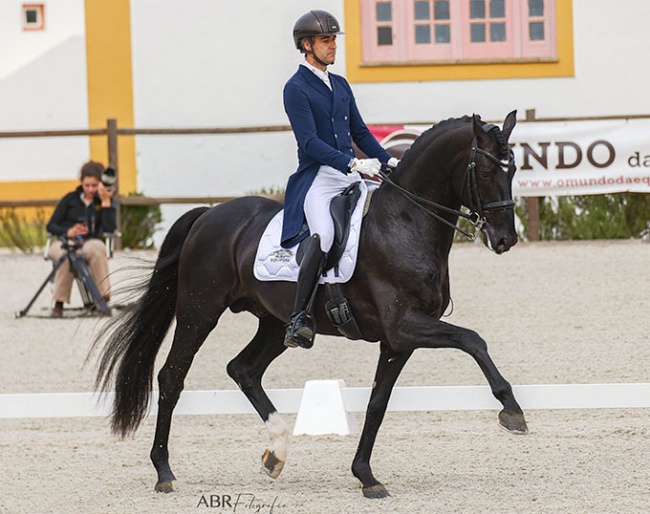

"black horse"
[93, 111, 528, 499]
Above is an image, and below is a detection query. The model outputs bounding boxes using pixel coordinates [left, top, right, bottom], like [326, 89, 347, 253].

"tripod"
[17, 237, 111, 318]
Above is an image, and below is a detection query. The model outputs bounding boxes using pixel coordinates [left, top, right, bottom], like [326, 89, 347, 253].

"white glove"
[388, 157, 400, 168]
[350, 158, 381, 177]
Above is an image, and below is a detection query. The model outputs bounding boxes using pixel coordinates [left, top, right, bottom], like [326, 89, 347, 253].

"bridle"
[377, 125, 515, 240]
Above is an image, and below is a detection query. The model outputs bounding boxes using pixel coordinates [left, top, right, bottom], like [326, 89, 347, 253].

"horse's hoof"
[261, 448, 285, 479]
[498, 409, 529, 435]
[154, 480, 174, 493]
[362, 484, 391, 499]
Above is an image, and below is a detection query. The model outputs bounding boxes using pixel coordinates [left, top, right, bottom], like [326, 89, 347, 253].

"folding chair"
[16, 234, 116, 318]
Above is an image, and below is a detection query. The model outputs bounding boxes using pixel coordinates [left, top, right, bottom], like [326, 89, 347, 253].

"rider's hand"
[350, 158, 381, 178]
[388, 157, 400, 168]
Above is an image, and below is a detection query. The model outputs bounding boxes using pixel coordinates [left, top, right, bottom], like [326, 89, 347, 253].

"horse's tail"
[91, 206, 210, 438]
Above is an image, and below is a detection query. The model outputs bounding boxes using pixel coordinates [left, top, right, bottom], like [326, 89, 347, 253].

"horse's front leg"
[394, 311, 528, 434]
[352, 342, 413, 499]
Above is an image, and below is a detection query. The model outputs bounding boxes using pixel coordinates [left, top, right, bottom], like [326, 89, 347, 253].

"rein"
[378, 133, 515, 241]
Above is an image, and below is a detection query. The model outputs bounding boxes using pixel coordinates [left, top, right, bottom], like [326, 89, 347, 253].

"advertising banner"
[376, 118, 650, 196]
[508, 119, 650, 196]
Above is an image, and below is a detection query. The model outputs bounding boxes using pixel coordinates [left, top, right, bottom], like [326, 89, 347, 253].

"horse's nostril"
[498, 234, 518, 253]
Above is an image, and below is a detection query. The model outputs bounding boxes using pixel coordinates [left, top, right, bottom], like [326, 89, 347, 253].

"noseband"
[378, 126, 515, 240]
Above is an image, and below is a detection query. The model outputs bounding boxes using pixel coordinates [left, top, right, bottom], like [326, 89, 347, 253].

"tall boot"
[284, 234, 327, 349]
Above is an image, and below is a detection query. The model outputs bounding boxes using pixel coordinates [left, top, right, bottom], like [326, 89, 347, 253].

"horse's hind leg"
[352, 342, 413, 499]
[226, 315, 288, 479]
[150, 310, 222, 493]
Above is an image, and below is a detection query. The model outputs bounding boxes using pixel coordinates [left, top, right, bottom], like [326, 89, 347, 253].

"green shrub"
[0, 208, 48, 253]
[535, 193, 650, 240]
[120, 193, 162, 249]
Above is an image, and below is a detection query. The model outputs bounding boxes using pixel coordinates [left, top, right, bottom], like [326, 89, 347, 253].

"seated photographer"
[46, 160, 116, 318]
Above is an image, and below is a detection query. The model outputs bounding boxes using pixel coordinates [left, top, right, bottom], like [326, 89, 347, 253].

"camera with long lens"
[101, 167, 116, 187]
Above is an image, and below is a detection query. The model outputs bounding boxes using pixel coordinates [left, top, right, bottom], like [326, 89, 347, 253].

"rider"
[282, 9, 398, 349]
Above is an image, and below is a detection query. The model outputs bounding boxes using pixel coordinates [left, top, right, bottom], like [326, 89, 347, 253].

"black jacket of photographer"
[46, 185, 117, 239]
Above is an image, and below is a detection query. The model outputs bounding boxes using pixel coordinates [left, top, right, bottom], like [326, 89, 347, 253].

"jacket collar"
[297, 65, 333, 100]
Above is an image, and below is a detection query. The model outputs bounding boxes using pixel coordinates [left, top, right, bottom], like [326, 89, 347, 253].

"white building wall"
[0, 0, 88, 180]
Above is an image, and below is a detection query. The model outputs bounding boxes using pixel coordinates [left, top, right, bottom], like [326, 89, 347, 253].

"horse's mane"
[400, 115, 509, 166]
[400, 116, 472, 166]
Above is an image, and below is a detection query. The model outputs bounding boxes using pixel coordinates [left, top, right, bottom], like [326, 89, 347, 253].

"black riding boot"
[284, 234, 326, 349]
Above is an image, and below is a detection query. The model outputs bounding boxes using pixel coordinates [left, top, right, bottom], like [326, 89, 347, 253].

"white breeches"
[303, 165, 379, 253]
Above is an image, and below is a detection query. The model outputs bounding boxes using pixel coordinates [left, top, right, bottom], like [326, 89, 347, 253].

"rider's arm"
[283, 82, 354, 173]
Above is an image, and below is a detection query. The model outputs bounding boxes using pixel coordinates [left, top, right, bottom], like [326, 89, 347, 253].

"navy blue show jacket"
[281, 65, 392, 248]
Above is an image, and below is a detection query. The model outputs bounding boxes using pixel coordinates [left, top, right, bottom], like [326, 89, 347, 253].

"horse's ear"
[501, 110, 517, 142]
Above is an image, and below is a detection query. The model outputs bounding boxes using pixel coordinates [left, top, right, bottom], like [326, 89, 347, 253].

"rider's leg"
[284, 166, 351, 348]
[284, 234, 327, 349]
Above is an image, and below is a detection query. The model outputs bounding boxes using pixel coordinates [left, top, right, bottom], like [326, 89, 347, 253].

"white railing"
[2, 382, 649, 419]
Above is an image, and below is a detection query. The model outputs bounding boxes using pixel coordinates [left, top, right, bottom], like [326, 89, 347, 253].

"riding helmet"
[293, 10, 343, 51]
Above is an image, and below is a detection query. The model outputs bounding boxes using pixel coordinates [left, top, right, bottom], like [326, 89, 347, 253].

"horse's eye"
[479, 167, 492, 180]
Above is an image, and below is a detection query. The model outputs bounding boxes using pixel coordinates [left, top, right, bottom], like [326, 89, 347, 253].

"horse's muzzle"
[482, 226, 518, 254]
[495, 233, 518, 254]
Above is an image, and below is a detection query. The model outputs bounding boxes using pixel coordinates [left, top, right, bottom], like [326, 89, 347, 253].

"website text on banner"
[508, 119, 650, 196]
[380, 119, 650, 197]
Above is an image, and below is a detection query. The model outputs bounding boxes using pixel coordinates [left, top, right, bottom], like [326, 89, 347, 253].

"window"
[361, 0, 556, 64]
[23, 4, 45, 31]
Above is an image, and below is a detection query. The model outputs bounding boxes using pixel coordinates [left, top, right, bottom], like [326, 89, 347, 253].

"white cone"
[293, 379, 359, 436]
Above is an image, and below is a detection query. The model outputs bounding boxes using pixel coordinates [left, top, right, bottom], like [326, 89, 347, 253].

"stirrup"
[284, 313, 315, 349]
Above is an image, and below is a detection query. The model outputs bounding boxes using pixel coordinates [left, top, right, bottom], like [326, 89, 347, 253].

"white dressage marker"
[293, 380, 359, 436]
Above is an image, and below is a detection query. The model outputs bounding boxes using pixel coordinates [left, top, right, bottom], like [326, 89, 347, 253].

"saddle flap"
[325, 182, 362, 271]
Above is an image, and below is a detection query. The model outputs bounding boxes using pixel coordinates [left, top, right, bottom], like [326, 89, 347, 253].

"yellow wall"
[85, 0, 136, 194]
[344, 0, 574, 82]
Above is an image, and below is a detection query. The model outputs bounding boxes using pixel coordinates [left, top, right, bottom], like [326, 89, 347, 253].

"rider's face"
[306, 34, 337, 69]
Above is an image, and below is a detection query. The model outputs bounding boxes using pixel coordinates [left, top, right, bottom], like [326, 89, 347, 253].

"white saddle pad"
[254, 181, 369, 284]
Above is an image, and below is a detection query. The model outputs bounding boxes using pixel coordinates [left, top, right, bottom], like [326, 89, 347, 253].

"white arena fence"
[2, 382, 649, 428]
